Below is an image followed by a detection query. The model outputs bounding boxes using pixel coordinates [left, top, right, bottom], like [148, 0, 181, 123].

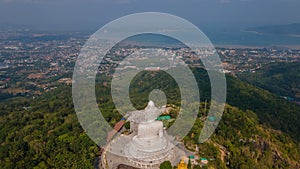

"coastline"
[215, 44, 300, 50]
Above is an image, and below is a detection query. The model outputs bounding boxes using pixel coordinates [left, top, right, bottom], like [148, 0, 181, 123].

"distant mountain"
[245, 23, 300, 37]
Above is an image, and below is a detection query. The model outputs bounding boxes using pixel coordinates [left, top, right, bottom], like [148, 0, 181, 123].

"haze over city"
[1, 0, 300, 31]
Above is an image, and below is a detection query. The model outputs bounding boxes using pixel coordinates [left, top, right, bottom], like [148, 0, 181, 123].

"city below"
[0, 30, 300, 101]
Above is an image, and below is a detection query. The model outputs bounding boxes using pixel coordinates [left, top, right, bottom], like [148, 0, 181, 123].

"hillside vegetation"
[239, 62, 300, 100]
[0, 68, 300, 168]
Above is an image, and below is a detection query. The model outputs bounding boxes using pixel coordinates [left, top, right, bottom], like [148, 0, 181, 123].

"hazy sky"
[0, 0, 300, 31]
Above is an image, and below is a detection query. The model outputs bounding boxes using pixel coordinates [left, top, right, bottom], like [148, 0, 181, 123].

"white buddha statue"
[126, 101, 168, 158]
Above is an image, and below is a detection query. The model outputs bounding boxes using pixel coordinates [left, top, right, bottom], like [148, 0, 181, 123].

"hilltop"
[0, 68, 300, 168]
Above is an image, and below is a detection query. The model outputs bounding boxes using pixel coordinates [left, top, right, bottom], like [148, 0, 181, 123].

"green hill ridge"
[0, 68, 300, 168]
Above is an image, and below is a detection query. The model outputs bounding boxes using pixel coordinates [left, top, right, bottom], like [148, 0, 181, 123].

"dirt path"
[209, 141, 227, 162]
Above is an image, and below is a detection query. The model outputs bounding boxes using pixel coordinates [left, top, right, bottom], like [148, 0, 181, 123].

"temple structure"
[177, 159, 188, 169]
[100, 101, 186, 169]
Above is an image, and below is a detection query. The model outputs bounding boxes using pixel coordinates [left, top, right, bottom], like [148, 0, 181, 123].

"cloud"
[114, 0, 136, 4]
[219, 0, 252, 4]
[2, 0, 14, 3]
[1, 0, 137, 3]
[1, 0, 42, 3]
[219, 0, 231, 3]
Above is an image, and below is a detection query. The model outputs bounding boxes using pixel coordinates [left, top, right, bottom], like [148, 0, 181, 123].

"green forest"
[0, 68, 300, 168]
[239, 62, 300, 100]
